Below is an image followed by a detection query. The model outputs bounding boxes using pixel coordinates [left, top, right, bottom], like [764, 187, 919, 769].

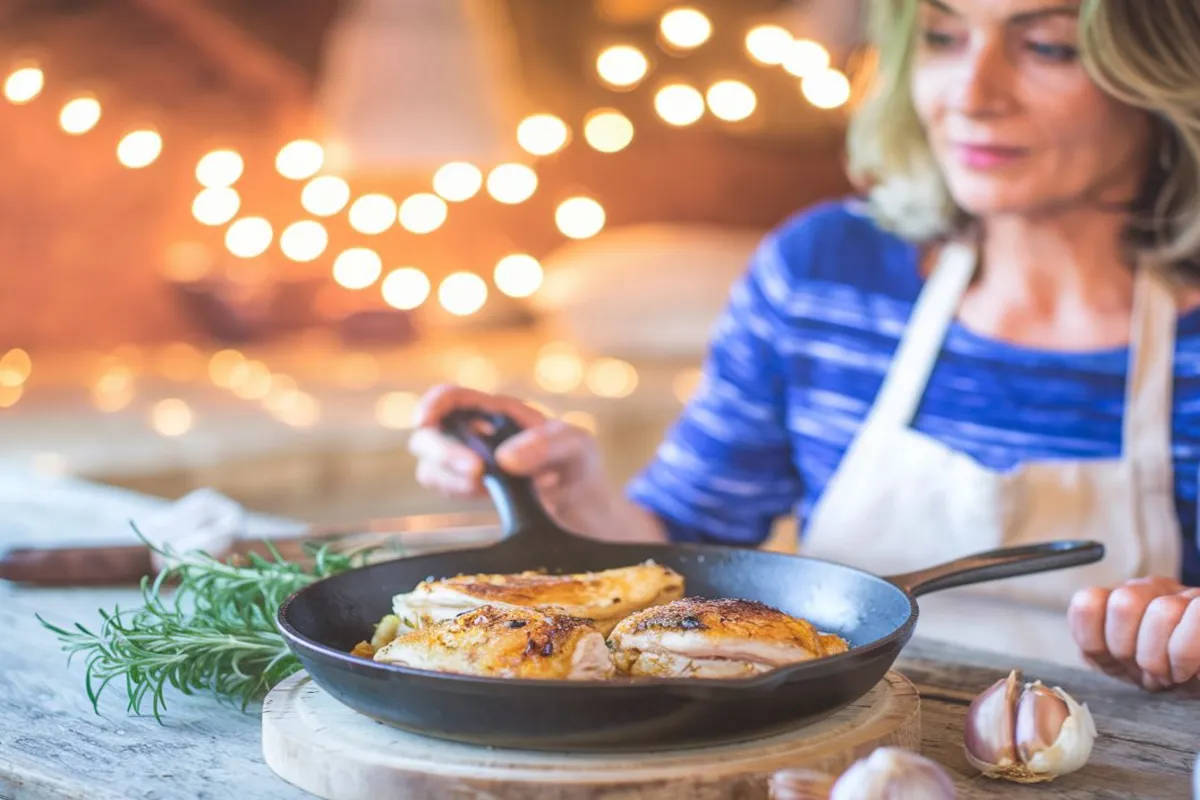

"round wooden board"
[262, 671, 919, 800]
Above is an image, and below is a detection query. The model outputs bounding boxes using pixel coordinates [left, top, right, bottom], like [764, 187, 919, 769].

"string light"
[433, 162, 483, 202]
[195, 149, 244, 188]
[273, 391, 320, 428]
[150, 398, 193, 437]
[454, 355, 501, 392]
[583, 109, 634, 153]
[381, 267, 431, 310]
[517, 114, 570, 157]
[438, 272, 488, 316]
[534, 342, 584, 393]
[654, 84, 705, 126]
[117, 129, 162, 168]
[224, 217, 273, 258]
[3, 65, 43, 104]
[555, 197, 606, 239]
[59, 96, 101, 135]
[596, 45, 649, 89]
[155, 342, 203, 382]
[276, 139, 324, 180]
[659, 7, 712, 51]
[228, 359, 272, 400]
[486, 163, 538, 204]
[397, 193, 448, 234]
[301, 175, 351, 217]
[348, 194, 397, 235]
[0, 349, 32, 387]
[0, 385, 23, 408]
[493, 254, 543, 298]
[191, 187, 240, 226]
[279, 220, 329, 262]
[91, 367, 134, 412]
[208, 349, 244, 387]
[376, 391, 420, 429]
[783, 39, 830, 78]
[706, 80, 757, 122]
[802, 68, 852, 109]
[745, 24, 794, 66]
[586, 357, 638, 398]
[332, 248, 383, 290]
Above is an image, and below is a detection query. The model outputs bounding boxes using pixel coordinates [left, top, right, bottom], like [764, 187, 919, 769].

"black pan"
[277, 408, 1104, 751]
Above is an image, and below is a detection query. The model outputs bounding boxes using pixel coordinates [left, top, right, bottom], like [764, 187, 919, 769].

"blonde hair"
[846, 0, 1200, 275]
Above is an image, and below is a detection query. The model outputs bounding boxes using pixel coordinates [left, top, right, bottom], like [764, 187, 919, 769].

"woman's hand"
[1068, 577, 1200, 694]
[407, 384, 666, 543]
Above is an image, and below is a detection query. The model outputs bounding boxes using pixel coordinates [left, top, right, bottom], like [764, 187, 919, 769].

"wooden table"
[3, 476, 1198, 799]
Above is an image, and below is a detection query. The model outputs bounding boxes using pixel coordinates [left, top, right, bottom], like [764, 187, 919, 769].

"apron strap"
[869, 244, 1178, 475]
[867, 242, 977, 428]
[1123, 267, 1177, 474]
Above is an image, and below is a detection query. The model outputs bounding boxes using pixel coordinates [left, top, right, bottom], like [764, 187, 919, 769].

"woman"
[410, 0, 1200, 692]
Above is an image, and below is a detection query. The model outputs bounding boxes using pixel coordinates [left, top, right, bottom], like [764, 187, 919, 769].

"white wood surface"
[261, 671, 919, 800]
[0, 471, 308, 800]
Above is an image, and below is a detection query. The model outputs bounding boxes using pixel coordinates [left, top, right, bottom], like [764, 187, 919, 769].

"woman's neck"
[976, 210, 1134, 314]
[955, 210, 1137, 350]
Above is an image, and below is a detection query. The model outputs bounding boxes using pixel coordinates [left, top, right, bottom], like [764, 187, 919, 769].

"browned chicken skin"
[608, 597, 850, 678]
[390, 561, 684, 636]
[373, 604, 615, 680]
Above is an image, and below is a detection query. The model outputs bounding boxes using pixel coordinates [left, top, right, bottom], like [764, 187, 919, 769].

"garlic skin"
[963, 669, 1098, 783]
[829, 747, 957, 799]
[768, 768, 836, 800]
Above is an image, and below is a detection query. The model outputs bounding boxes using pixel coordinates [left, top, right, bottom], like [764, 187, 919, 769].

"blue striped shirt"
[627, 199, 1200, 586]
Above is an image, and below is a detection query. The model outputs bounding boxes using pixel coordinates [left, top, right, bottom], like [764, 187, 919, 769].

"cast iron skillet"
[277, 408, 1105, 751]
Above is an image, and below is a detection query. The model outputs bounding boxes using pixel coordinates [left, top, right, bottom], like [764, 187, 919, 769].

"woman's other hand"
[1068, 577, 1200, 694]
[408, 384, 662, 542]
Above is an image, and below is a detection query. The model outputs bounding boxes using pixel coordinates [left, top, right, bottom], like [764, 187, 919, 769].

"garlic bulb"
[769, 748, 956, 800]
[963, 669, 1097, 783]
[831, 748, 957, 799]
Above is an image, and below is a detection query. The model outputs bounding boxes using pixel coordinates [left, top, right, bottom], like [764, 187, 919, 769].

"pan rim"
[275, 547, 921, 693]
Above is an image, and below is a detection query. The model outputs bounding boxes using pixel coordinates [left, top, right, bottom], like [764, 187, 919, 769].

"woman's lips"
[952, 143, 1028, 169]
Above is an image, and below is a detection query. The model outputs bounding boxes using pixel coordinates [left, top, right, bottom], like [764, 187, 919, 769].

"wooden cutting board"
[262, 671, 920, 799]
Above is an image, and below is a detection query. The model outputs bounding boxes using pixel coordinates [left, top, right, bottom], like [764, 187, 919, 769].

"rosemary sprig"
[38, 529, 373, 722]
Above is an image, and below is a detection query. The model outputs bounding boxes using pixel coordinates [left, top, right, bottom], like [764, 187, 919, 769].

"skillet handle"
[886, 540, 1106, 597]
[439, 407, 559, 540]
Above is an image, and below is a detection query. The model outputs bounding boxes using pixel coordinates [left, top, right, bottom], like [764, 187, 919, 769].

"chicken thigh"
[608, 597, 850, 679]
[390, 561, 684, 635]
[372, 604, 614, 680]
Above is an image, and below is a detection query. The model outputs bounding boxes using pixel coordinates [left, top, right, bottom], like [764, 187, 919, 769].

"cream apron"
[800, 243, 1184, 667]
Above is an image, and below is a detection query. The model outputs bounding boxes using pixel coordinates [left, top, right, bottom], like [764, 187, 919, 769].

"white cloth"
[801, 243, 1182, 667]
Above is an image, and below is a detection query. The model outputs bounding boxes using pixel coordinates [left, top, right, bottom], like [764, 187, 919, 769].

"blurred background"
[0, 0, 864, 540]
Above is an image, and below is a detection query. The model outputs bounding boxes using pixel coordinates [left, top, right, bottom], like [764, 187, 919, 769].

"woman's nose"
[949, 35, 1016, 117]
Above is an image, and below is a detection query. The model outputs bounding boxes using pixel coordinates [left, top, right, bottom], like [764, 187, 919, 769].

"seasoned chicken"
[607, 597, 850, 679]
[390, 561, 684, 636]
[373, 604, 615, 680]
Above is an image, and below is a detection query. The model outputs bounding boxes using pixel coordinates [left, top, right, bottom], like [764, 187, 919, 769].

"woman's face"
[910, 0, 1153, 217]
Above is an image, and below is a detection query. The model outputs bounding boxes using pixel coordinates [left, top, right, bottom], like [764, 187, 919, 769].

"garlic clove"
[963, 669, 1098, 784]
[829, 747, 957, 799]
[1015, 682, 1070, 763]
[963, 669, 1020, 772]
[1019, 684, 1098, 780]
